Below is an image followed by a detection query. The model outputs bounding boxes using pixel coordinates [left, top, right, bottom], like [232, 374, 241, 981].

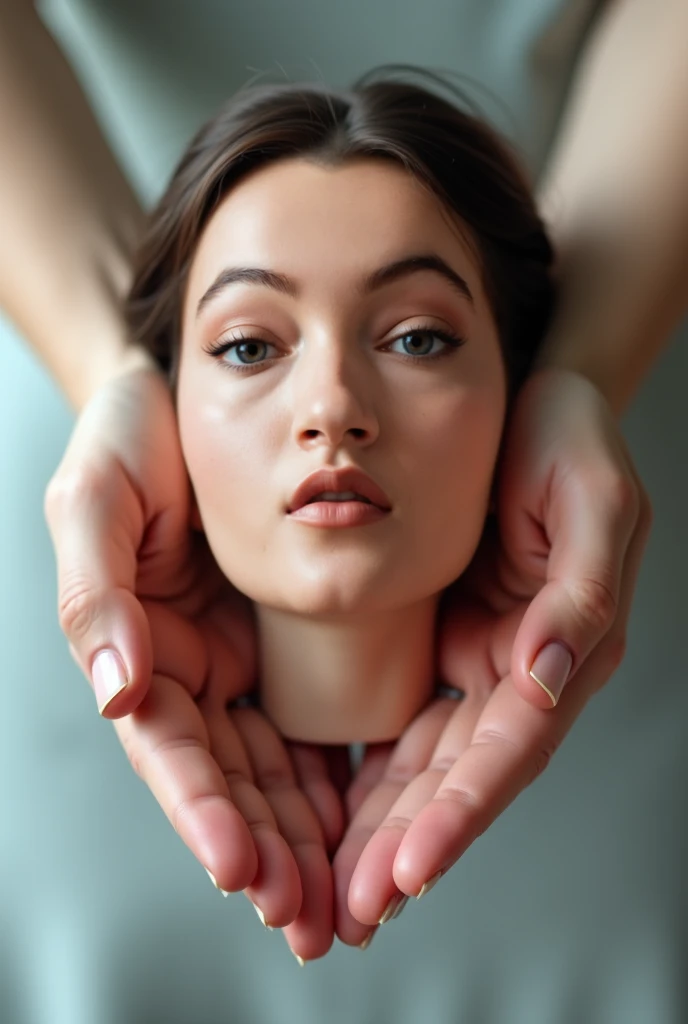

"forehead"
[185, 157, 482, 299]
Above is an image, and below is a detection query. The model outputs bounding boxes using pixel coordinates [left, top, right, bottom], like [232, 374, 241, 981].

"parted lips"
[287, 467, 392, 513]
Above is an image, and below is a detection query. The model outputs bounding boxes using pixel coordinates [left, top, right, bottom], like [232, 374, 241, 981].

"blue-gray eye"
[225, 339, 277, 365]
[389, 330, 460, 357]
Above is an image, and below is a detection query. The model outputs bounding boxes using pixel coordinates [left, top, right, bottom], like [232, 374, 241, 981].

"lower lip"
[288, 501, 390, 527]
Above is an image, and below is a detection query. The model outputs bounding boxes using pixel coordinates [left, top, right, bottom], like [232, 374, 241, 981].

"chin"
[278, 577, 381, 617]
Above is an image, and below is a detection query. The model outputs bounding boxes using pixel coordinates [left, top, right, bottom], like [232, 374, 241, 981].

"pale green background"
[1, 2, 687, 1022]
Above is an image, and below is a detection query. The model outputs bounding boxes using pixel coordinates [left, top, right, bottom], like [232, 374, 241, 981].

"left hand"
[331, 369, 652, 945]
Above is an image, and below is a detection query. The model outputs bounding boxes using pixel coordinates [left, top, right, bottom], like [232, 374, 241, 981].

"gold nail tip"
[416, 870, 442, 900]
[529, 670, 558, 707]
[379, 894, 403, 925]
[293, 954, 307, 967]
[391, 894, 410, 921]
[97, 680, 127, 715]
[358, 931, 375, 951]
[253, 904, 274, 930]
[205, 868, 230, 897]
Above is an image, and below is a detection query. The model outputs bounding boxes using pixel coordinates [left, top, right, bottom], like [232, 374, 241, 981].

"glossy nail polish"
[205, 867, 230, 896]
[529, 641, 573, 706]
[416, 870, 442, 900]
[379, 893, 405, 925]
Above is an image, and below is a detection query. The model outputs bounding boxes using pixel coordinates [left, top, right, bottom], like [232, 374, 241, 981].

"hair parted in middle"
[126, 67, 555, 393]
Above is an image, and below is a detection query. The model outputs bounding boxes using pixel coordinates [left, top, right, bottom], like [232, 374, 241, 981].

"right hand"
[45, 363, 342, 959]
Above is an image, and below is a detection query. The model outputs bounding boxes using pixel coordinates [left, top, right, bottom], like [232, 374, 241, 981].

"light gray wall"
[2, 2, 687, 1021]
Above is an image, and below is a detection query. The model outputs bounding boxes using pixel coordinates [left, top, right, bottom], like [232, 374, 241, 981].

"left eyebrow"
[363, 254, 474, 305]
[195, 251, 474, 319]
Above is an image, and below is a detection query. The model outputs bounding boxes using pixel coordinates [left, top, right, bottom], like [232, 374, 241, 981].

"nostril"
[349, 428, 367, 439]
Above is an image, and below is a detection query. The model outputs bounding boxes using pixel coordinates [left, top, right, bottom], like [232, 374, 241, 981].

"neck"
[256, 596, 439, 744]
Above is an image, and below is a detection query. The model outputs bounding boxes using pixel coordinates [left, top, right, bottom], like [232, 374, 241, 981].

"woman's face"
[178, 157, 507, 615]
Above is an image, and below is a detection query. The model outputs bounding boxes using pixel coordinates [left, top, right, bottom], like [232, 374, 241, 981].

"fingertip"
[91, 648, 151, 718]
[86, 591, 153, 717]
[511, 591, 578, 709]
[93, 649, 130, 716]
[512, 639, 573, 709]
[244, 830, 303, 928]
[183, 799, 260, 895]
[511, 667, 563, 710]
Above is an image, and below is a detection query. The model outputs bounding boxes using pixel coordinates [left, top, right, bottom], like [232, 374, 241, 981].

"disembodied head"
[126, 72, 554, 617]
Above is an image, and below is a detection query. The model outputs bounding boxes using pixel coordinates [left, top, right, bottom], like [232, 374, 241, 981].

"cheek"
[177, 380, 273, 533]
[398, 374, 504, 485]
[391, 381, 505, 588]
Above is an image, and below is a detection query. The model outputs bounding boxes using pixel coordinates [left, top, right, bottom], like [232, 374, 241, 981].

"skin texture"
[179, 159, 506, 612]
[5, 1, 665, 966]
[177, 158, 507, 744]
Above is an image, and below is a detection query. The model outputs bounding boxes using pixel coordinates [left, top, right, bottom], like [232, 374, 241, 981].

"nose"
[290, 341, 379, 451]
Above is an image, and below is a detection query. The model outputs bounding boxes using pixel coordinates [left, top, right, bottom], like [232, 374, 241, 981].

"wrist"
[71, 342, 159, 412]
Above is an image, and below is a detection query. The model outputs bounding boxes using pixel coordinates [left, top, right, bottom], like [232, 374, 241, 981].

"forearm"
[0, 2, 149, 409]
[537, 0, 688, 417]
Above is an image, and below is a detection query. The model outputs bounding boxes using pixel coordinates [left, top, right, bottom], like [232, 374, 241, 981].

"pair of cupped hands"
[45, 359, 650, 962]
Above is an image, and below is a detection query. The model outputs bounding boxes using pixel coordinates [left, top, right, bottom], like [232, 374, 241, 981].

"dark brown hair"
[126, 70, 554, 393]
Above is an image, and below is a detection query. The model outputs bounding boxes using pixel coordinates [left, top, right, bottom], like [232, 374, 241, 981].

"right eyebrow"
[196, 267, 297, 318]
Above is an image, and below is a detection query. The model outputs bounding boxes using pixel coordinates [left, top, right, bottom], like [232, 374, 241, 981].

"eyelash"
[203, 326, 467, 372]
[382, 327, 466, 362]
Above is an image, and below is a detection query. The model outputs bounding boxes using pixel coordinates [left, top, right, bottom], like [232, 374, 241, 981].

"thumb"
[45, 462, 153, 717]
[507, 464, 640, 708]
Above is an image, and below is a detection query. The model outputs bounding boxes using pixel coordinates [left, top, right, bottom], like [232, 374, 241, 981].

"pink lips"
[287, 467, 392, 528]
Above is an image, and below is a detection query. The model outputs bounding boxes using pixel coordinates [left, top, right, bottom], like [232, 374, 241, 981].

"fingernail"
[529, 642, 573, 707]
[92, 649, 128, 714]
[416, 870, 442, 900]
[379, 893, 405, 925]
[391, 894, 409, 921]
[253, 904, 274, 931]
[283, 933, 306, 965]
[205, 867, 230, 897]
[358, 930, 376, 951]
[243, 890, 274, 929]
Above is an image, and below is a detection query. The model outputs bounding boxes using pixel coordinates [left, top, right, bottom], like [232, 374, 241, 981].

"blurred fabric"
[1, 2, 686, 1021]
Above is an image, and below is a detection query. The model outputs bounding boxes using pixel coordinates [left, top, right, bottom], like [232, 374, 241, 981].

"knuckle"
[528, 741, 556, 783]
[567, 576, 618, 633]
[57, 576, 100, 641]
[44, 465, 106, 526]
[385, 762, 429, 787]
[434, 785, 487, 843]
[382, 813, 414, 832]
[604, 471, 639, 523]
[435, 783, 481, 816]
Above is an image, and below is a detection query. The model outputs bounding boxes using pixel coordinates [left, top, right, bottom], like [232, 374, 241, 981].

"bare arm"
[538, 0, 688, 416]
[0, 1, 148, 408]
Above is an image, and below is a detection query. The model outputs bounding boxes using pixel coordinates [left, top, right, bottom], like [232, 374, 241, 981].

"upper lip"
[287, 467, 392, 513]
